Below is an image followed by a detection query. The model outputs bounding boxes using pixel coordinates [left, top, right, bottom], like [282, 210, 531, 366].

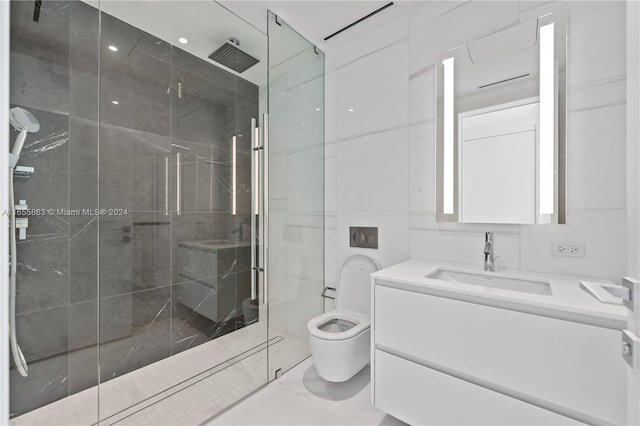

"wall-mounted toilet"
[307, 255, 381, 382]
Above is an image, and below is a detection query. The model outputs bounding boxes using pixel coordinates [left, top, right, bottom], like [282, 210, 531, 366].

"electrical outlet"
[558, 245, 579, 254]
[552, 242, 585, 257]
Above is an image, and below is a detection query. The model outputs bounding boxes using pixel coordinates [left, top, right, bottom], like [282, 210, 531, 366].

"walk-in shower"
[4, 1, 323, 424]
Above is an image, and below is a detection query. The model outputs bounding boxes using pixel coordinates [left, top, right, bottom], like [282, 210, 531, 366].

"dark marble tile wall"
[69, 119, 98, 305]
[99, 13, 171, 135]
[10, 0, 70, 114]
[69, 1, 99, 121]
[99, 287, 171, 382]
[172, 140, 232, 214]
[99, 125, 172, 212]
[9, 1, 99, 417]
[9, 352, 68, 418]
[9, 3, 259, 418]
[96, 12, 173, 386]
[67, 1, 100, 403]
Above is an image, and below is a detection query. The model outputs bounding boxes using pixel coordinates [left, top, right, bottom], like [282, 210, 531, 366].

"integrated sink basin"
[426, 268, 552, 296]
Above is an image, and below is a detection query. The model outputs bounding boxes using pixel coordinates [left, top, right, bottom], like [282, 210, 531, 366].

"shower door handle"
[250, 114, 269, 305]
[176, 152, 182, 215]
[251, 117, 258, 301]
[262, 113, 269, 305]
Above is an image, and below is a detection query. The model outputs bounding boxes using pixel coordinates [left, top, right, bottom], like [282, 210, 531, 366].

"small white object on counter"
[579, 280, 627, 305]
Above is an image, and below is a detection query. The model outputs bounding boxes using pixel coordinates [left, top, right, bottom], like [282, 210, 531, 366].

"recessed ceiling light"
[178, 37, 188, 45]
[108, 45, 118, 52]
[111, 100, 119, 105]
[315, 108, 321, 111]
[348, 108, 355, 112]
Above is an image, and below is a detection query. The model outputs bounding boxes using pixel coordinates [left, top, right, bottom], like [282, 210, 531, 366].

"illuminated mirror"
[435, 9, 566, 224]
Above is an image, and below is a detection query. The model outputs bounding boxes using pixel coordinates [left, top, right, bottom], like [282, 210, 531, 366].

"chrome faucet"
[484, 232, 494, 272]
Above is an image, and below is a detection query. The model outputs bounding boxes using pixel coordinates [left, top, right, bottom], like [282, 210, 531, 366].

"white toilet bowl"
[307, 255, 380, 382]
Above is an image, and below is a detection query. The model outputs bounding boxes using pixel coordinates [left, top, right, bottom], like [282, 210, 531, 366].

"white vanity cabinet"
[371, 260, 628, 426]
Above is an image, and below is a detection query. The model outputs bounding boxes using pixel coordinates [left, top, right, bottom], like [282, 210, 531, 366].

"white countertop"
[371, 258, 628, 329]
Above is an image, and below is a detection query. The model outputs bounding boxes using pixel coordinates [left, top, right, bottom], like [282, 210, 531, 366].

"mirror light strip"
[443, 57, 455, 215]
[539, 23, 555, 215]
[232, 136, 237, 215]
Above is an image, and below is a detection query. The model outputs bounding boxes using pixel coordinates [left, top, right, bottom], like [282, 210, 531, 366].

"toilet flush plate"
[350, 227, 378, 249]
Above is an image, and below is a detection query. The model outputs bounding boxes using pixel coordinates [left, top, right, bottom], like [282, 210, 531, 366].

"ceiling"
[87, 0, 397, 87]
[218, 1, 390, 48]
[98, 1, 268, 85]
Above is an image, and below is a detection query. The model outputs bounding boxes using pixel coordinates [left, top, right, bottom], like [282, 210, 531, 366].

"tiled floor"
[208, 358, 408, 426]
[11, 323, 311, 425]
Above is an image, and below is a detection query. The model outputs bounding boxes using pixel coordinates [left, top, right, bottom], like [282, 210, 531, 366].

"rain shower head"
[208, 38, 259, 74]
[9, 107, 40, 167]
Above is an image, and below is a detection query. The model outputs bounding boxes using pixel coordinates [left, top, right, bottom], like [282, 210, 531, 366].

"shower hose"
[9, 167, 29, 376]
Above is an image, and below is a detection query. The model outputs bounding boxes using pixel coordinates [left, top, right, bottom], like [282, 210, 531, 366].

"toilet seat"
[307, 310, 370, 341]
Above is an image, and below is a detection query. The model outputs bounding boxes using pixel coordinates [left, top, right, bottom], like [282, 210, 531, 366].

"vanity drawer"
[373, 284, 626, 425]
[374, 350, 582, 425]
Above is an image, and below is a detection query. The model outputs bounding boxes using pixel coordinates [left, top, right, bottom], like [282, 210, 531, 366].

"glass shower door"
[266, 11, 325, 378]
[6, 3, 324, 424]
[95, 2, 270, 423]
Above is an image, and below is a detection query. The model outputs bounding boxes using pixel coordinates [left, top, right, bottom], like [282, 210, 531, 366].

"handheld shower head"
[10, 107, 39, 133]
[9, 107, 39, 167]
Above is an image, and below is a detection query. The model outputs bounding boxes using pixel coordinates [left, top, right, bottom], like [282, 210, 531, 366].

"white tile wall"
[323, 223, 337, 312]
[336, 128, 408, 212]
[408, 122, 435, 212]
[408, 1, 469, 33]
[336, 13, 408, 69]
[324, 142, 337, 214]
[324, 70, 337, 144]
[409, 222, 522, 271]
[324, 0, 628, 287]
[567, 105, 626, 210]
[336, 41, 409, 140]
[409, 67, 435, 125]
